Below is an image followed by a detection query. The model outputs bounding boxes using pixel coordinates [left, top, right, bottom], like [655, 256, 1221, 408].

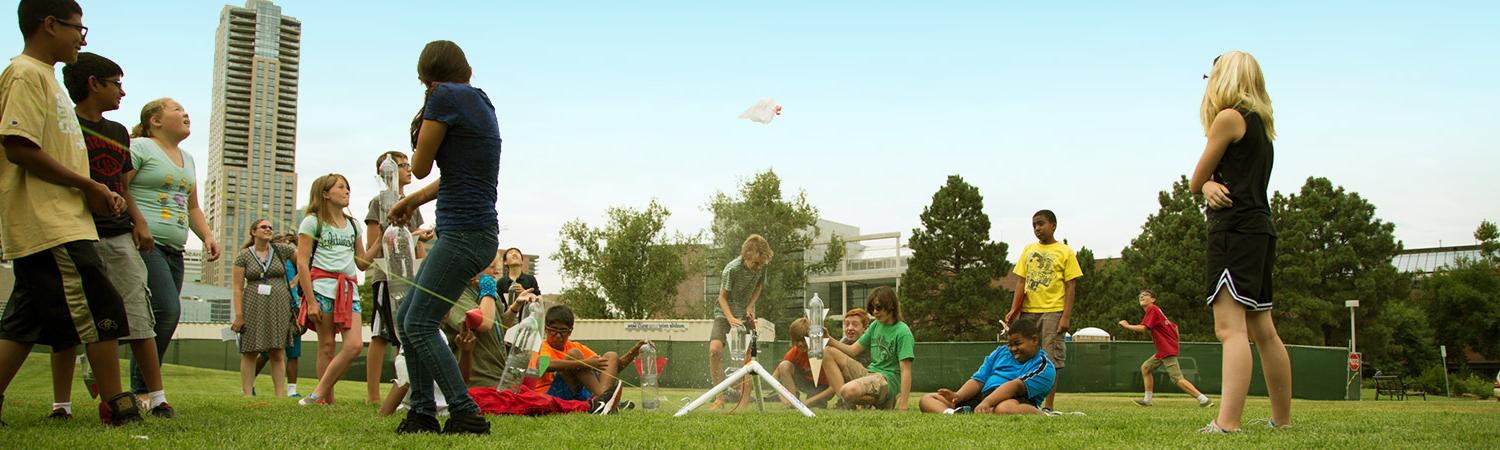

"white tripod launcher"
[675, 320, 815, 417]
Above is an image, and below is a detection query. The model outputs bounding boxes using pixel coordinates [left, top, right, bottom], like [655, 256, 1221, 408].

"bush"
[1414, 365, 1449, 395]
[1455, 373, 1495, 399]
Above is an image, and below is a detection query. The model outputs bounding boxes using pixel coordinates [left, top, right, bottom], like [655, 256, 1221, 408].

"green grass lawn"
[1, 353, 1496, 449]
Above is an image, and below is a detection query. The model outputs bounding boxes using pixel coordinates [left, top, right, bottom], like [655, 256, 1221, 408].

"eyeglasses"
[50, 17, 88, 39]
[398, 163, 411, 169]
[545, 326, 573, 336]
[256, 225, 274, 231]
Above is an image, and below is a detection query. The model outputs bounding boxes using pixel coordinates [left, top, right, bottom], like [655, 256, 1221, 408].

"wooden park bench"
[1372, 373, 1426, 400]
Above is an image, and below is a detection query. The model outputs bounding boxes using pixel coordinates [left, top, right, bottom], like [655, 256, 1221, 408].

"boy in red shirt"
[1119, 289, 1212, 407]
[771, 318, 835, 408]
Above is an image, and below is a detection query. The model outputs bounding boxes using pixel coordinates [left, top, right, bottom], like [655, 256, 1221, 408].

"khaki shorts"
[95, 233, 154, 341]
[1019, 312, 1066, 368]
[833, 349, 894, 409]
[1142, 356, 1185, 383]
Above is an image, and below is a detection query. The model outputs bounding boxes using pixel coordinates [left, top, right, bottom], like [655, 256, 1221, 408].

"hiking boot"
[441, 410, 491, 435]
[590, 381, 624, 415]
[149, 402, 176, 419]
[395, 412, 440, 434]
[101, 393, 143, 426]
[48, 408, 72, 420]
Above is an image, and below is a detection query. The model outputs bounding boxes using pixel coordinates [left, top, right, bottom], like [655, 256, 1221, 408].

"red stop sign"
[1348, 353, 1360, 372]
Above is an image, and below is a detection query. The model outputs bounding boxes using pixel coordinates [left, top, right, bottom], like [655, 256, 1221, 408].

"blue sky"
[5, 1, 1496, 290]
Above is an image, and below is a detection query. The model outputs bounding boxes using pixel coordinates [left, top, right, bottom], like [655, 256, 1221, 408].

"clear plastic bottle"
[641, 342, 659, 411]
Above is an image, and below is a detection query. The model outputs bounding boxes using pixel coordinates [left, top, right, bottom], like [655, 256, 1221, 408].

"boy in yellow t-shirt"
[0, 0, 141, 426]
[1005, 209, 1082, 414]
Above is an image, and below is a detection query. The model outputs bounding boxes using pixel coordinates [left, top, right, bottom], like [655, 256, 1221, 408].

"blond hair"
[304, 174, 351, 226]
[1200, 51, 1275, 140]
[132, 97, 175, 138]
[740, 234, 773, 265]
[789, 317, 809, 344]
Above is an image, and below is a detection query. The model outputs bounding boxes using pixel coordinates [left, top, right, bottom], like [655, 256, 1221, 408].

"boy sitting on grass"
[919, 319, 1054, 415]
[536, 305, 646, 405]
[771, 318, 835, 408]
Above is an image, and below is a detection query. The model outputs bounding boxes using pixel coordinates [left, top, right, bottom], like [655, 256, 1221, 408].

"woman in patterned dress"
[231, 219, 296, 396]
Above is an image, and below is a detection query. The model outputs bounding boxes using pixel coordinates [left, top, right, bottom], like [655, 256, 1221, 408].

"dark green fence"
[85, 338, 1354, 400]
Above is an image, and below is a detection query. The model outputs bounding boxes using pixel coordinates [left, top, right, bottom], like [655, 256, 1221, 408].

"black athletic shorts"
[0, 241, 129, 346]
[370, 281, 400, 346]
[1205, 231, 1276, 311]
[956, 387, 998, 410]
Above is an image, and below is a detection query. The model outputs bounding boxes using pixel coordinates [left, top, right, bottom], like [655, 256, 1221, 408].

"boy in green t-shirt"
[821, 287, 915, 411]
[1004, 209, 1082, 413]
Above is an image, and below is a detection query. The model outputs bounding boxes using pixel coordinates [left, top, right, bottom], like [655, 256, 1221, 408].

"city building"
[200, 0, 302, 288]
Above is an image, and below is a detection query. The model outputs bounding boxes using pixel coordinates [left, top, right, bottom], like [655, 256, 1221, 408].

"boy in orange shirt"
[536, 305, 646, 404]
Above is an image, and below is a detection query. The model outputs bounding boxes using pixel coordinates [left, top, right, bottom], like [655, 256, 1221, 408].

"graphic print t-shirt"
[1013, 241, 1084, 313]
[79, 116, 134, 237]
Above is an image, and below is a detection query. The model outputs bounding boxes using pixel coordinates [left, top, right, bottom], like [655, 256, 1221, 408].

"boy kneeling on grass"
[771, 318, 836, 408]
[919, 319, 1054, 415]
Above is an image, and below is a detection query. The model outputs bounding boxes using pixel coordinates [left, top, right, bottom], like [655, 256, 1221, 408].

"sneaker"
[1199, 398, 1215, 408]
[1134, 399, 1153, 407]
[101, 393, 143, 426]
[48, 408, 73, 420]
[953, 406, 974, 414]
[289, 393, 302, 399]
[298, 394, 328, 406]
[395, 412, 440, 434]
[1199, 420, 1235, 434]
[618, 400, 636, 411]
[441, 410, 491, 435]
[149, 402, 175, 419]
[589, 381, 625, 415]
[1040, 407, 1057, 416]
[1250, 418, 1291, 430]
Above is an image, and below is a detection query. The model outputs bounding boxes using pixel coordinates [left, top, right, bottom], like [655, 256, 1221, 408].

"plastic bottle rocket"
[500, 300, 548, 393]
[804, 293, 828, 384]
[377, 156, 417, 298]
[641, 341, 660, 411]
[519, 300, 546, 391]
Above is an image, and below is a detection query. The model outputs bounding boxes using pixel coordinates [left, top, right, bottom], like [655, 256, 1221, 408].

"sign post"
[1345, 300, 1361, 400]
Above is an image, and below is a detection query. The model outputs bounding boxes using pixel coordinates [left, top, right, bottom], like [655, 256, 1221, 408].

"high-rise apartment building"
[201, 0, 301, 287]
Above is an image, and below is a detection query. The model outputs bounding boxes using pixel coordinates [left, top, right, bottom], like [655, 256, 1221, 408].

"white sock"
[1197, 394, 1209, 402]
[52, 402, 72, 414]
[1143, 391, 1153, 401]
[943, 408, 955, 414]
[148, 390, 167, 409]
[287, 384, 298, 395]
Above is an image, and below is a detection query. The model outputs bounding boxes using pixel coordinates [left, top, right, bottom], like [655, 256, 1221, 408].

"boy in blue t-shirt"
[919, 319, 1054, 415]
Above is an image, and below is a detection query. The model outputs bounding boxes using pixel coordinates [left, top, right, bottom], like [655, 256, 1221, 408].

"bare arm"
[1006, 287, 1025, 324]
[978, 379, 1028, 409]
[121, 170, 154, 251]
[410, 120, 447, 179]
[826, 338, 864, 361]
[187, 185, 219, 262]
[364, 221, 383, 257]
[1059, 279, 1076, 333]
[1118, 321, 1148, 333]
[947, 379, 985, 403]
[296, 234, 318, 322]
[897, 359, 913, 411]
[1189, 108, 1246, 194]
[230, 265, 246, 331]
[746, 282, 763, 317]
[716, 289, 741, 327]
[3, 135, 118, 216]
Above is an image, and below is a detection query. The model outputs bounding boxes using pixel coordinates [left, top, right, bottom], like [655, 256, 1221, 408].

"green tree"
[899, 175, 1011, 341]
[706, 170, 844, 324]
[1476, 220, 1499, 263]
[1421, 221, 1500, 366]
[1068, 247, 1141, 338]
[1113, 176, 1215, 341]
[1271, 177, 1409, 348]
[555, 200, 702, 319]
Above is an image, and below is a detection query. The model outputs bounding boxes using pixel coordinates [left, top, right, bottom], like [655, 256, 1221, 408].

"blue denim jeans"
[396, 227, 496, 416]
[131, 244, 183, 394]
